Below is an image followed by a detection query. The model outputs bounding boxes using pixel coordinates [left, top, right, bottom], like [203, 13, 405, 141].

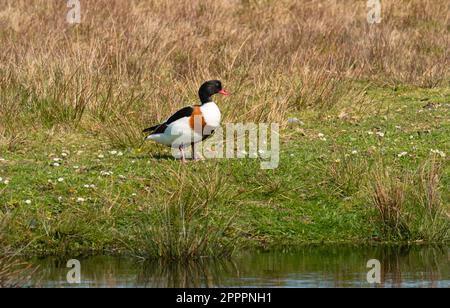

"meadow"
[0, 0, 449, 263]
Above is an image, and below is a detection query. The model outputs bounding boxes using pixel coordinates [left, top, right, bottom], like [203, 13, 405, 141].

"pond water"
[29, 245, 449, 288]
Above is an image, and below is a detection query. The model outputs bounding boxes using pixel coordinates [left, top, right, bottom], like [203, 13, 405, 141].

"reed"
[370, 159, 450, 243]
[131, 165, 240, 260]
[0, 217, 36, 288]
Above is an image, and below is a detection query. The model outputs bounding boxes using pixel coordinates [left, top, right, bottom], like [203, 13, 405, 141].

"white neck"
[200, 101, 221, 128]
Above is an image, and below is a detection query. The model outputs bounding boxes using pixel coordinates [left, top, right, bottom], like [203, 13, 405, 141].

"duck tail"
[142, 124, 161, 133]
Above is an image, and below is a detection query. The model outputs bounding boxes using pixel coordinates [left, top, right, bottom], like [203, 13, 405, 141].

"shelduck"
[143, 80, 229, 162]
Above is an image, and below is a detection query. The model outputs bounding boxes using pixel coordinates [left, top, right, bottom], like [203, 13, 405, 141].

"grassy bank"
[1, 84, 449, 257]
[0, 1, 449, 259]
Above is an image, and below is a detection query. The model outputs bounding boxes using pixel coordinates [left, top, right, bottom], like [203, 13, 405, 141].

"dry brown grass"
[0, 217, 36, 287]
[372, 166, 408, 237]
[130, 164, 239, 260]
[415, 159, 450, 242]
[0, 0, 448, 144]
[0, 256, 35, 288]
[370, 158, 450, 242]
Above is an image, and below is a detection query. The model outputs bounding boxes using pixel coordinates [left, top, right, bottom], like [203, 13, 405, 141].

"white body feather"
[146, 102, 221, 148]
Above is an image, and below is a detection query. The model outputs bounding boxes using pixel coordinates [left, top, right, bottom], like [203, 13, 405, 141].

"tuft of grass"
[414, 158, 450, 242]
[371, 165, 410, 239]
[325, 153, 372, 198]
[0, 217, 36, 287]
[370, 158, 450, 243]
[0, 132, 27, 153]
[0, 255, 35, 288]
[99, 112, 146, 149]
[130, 165, 240, 260]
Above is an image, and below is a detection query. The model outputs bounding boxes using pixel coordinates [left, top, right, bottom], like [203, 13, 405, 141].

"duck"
[143, 80, 229, 162]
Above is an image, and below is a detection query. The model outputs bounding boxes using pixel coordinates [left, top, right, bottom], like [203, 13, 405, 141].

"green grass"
[0, 83, 449, 258]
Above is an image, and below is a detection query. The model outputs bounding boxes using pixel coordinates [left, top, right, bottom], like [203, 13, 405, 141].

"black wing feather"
[165, 106, 194, 125]
[142, 124, 161, 133]
[143, 106, 194, 135]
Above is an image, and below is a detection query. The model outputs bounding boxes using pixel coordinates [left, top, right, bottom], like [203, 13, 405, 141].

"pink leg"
[179, 145, 187, 163]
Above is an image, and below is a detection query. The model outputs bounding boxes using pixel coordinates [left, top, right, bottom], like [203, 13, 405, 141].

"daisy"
[430, 149, 446, 158]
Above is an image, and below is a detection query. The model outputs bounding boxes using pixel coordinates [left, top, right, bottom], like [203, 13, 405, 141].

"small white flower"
[398, 152, 408, 158]
[100, 170, 113, 176]
[3, 179, 9, 185]
[58, 196, 63, 202]
[61, 152, 68, 157]
[0, 177, 2, 182]
[90, 184, 96, 188]
[53, 163, 60, 167]
[131, 160, 136, 164]
[119, 175, 126, 179]
[430, 149, 446, 158]
[110, 150, 118, 155]
[367, 131, 374, 135]
[57, 177, 64, 182]
[73, 165, 80, 169]
[83, 184, 90, 188]
[76, 197, 85, 203]
[53, 157, 62, 162]
[25, 199, 32, 205]
[117, 151, 123, 156]
[351, 150, 358, 155]
[0, 158, 5, 162]
[290, 154, 295, 157]
[318, 133, 325, 138]
[98, 154, 104, 159]
[376, 132, 385, 137]
[131, 193, 137, 197]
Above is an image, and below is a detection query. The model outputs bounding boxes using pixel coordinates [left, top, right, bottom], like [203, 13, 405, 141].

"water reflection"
[29, 245, 449, 288]
[137, 259, 239, 288]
